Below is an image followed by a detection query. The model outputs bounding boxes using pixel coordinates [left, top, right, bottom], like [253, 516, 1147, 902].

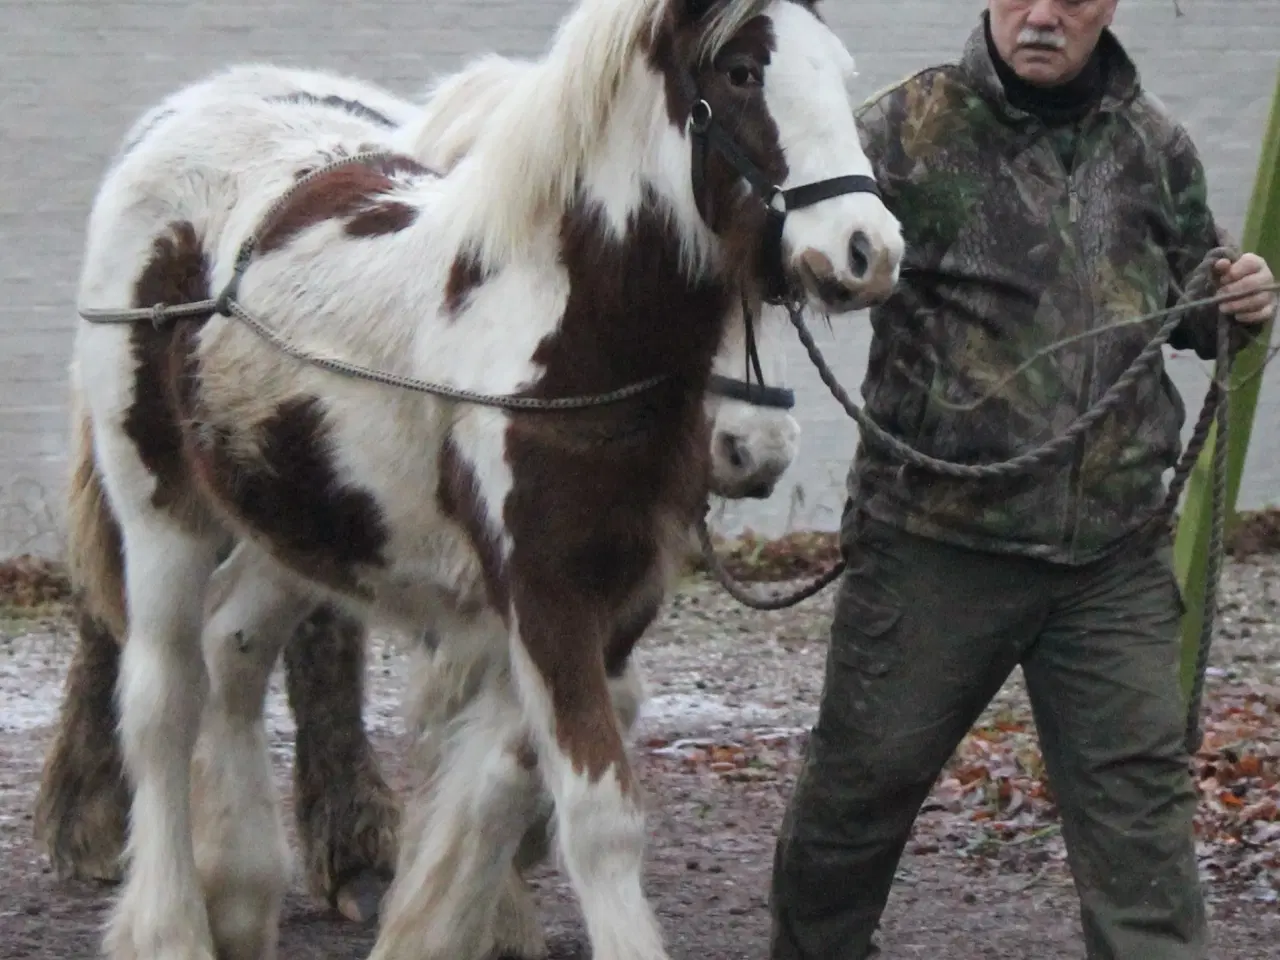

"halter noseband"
[679, 66, 881, 407]
[683, 90, 881, 305]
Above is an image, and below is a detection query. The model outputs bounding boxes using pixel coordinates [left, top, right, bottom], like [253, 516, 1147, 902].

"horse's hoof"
[334, 870, 388, 925]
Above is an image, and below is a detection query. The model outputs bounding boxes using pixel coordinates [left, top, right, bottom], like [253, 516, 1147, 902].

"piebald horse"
[36, 58, 802, 923]
[67, 2, 901, 960]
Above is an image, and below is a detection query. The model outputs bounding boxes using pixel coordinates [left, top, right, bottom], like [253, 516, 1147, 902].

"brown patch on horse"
[503, 193, 730, 789]
[178, 387, 390, 596]
[124, 221, 216, 526]
[258, 155, 431, 254]
[346, 202, 418, 238]
[437, 435, 509, 612]
[444, 252, 489, 317]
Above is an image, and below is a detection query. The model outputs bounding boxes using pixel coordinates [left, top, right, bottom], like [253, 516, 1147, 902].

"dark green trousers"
[770, 507, 1205, 960]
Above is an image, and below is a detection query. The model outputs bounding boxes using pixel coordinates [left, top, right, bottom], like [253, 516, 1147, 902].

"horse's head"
[654, 0, 903, 314]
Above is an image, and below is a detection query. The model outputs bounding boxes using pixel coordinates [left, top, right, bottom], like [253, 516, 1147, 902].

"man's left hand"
[1214, 253, 1277, 325]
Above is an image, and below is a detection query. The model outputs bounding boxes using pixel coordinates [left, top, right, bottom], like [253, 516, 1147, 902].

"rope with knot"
[697, 246, 1270, 755]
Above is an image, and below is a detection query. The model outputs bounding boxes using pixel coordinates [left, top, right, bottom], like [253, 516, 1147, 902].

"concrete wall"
[2, 0, 1277, 555]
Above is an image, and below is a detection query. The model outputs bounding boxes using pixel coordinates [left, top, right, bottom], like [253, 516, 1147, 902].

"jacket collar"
[959, 12, 1142, 123]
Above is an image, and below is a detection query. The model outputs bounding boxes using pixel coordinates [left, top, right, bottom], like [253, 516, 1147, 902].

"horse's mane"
[403, 55, 535, 171]
[435, 0, 777, 264]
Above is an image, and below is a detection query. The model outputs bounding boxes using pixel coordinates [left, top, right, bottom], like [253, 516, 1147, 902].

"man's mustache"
[1017, 27, 1067, 50]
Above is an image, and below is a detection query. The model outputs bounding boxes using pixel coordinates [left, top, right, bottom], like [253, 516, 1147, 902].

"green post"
[1173, 65, 1280, 698]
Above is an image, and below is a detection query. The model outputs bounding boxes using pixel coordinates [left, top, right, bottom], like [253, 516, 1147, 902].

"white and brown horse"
[36, 58, 802, 920]
[37, 55, 803, 929]
[67, 1, 901, 959]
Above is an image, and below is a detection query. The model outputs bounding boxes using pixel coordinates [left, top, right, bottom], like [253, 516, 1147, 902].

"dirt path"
[3, 731, 1279, 960]
[2, 556, 1279, 958]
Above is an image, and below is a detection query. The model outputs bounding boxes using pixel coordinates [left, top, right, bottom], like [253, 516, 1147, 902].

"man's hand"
[1214, 253, 1277, 325]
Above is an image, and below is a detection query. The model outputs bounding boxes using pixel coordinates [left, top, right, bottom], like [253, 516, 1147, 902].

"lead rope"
[699, 249, 1266, 752]
[1184, 313, 1232, 755]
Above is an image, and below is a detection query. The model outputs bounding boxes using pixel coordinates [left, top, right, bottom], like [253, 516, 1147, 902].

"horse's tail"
[65, 372, 127, 640]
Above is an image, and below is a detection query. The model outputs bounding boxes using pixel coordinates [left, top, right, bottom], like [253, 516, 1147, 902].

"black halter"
[680, 75, 882, 408]
[684, 96, 881, 305]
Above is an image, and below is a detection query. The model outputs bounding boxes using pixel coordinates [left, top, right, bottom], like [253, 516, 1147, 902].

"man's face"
[987, 0, 1118, 86]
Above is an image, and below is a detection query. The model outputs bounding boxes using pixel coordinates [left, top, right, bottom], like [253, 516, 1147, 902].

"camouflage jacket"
[846, 20, 1252, 565]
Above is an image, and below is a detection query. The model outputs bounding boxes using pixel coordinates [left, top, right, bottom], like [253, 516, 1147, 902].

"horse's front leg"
[283, 604, 401, 924]
[493, 654, 650, 960]
[510, 584, 669, 960]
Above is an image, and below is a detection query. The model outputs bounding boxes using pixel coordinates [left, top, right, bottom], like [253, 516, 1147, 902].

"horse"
[35, 59, 802, 930]
[68, 1, 902, 958]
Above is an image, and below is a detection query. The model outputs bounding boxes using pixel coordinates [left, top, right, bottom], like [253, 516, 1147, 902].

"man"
[768, 1, 1276, 958]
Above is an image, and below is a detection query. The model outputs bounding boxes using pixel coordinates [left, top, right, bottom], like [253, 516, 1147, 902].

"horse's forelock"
[695, 0, 774, 62]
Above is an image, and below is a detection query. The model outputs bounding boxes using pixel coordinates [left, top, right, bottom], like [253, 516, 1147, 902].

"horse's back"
[81, 65, 411, 304]
[70, 63, 421, 536]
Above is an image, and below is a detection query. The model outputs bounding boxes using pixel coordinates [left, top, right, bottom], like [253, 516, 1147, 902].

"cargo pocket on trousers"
[822, 578, 904, 737]
[829, 576, 903, 678]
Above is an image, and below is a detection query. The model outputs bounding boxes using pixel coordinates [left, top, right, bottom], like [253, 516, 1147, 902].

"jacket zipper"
[1057, 139, 1093, 559]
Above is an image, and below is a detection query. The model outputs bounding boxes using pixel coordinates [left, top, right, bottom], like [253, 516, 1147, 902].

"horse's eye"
[728, 63, 761, 88]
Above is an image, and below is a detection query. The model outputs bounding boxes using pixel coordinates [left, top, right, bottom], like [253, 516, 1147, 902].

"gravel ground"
[1, 554, 1278, 959]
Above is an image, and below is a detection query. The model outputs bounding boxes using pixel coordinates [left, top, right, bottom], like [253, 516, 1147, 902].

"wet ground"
[3, 560, 1279, 959]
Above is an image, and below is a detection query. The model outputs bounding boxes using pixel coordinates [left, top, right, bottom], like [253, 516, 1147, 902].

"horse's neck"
[570, 75, 734, 379]
[575, 66, 718, 275]
[405, 54, 735, 391]
[431, 55, 718, 274]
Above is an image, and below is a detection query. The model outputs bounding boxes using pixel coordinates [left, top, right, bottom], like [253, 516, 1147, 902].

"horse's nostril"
[849, 231, 873, 279]
[719, 432, 748, 471]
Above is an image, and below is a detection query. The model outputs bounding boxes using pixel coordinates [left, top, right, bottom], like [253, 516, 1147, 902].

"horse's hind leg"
[190, 542, 313, 960]
[100, 503, 220, 960]
[34, 606, 130, 883]
[284, 605, 401, 924]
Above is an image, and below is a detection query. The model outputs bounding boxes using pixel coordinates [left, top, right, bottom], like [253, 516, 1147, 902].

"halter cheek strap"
[687, 98, 881, 303]
[677, 66, 882, 402]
